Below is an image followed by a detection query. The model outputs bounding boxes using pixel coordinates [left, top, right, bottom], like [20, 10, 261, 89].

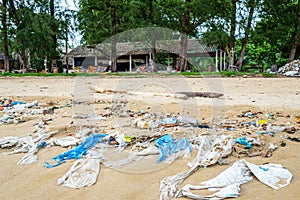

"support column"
[224, 51, 226, 71]
[129, 54, 132, 72]
[94, 56, 97, 66]
[215, 50, 218, 72]
[220, 50, 222, 72]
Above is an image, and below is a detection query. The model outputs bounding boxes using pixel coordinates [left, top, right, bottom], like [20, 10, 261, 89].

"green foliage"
[0, 0, 76, 70]
[201, 25, 230, 50]
[252, 0, 300, 61]
[1, 0, 300, 72]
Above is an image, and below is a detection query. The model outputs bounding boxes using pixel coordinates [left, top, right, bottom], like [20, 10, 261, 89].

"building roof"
[67, 39, 217, 59]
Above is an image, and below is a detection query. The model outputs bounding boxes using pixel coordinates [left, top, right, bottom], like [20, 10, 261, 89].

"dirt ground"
[0, 76, 299, 200]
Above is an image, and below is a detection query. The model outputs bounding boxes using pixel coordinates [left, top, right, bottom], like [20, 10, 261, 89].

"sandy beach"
[0, 76, 299, 200]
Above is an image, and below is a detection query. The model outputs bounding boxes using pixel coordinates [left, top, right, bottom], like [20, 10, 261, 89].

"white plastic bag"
[177, 159, 293, 200]
[58, 158, 101, 188]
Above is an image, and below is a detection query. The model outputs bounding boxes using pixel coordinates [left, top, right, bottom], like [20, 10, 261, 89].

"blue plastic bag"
[154, 134, 192, 163]
[45, 134, 108, 168]
[11, 101, 25, 106]
[236, 137, 252, 148]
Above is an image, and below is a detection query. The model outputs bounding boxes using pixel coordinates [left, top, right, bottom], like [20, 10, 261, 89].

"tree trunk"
[151, 46, 157, 72]
[229, 0, 237, 67]
[21, 51, 27, 71]
[180, 1, 190, 72]
[236, 0, 255, 69]
[180, 34, 188, 71]
[2, 0, 10, 72]
[148, 2, 157, 72]
[65, 22, 68, 68]
[110, 1, 117, 72]
[148, 0, 153, 22]
[149, 28, 157, 72]
[50, 0, 57, 70]
[288, 0, 300, 62]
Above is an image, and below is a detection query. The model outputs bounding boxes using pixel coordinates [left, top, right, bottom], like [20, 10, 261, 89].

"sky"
[63, 0, 82, 48]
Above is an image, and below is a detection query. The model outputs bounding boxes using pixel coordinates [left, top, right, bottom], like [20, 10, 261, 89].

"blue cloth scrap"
[45, 134, 108, 168]
[154, 134, 192, 163]
[235, 137, 252, 148]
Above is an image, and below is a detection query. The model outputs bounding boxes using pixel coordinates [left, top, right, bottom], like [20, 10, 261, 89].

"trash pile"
[278, 60, 300, 76]
[0, 97, 299, 199]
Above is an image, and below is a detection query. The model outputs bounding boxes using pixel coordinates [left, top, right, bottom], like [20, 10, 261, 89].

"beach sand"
[0, 76, 299, 200]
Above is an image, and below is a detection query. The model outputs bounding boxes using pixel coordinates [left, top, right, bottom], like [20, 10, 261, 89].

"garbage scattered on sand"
[277, 60, 300, 76]
[0, 97, 298, 199]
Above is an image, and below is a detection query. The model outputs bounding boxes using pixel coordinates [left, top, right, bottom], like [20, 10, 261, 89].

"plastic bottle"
[137, 121, 149, 129]
[177, 116, 199, 126]
[160, 118, 178, 125]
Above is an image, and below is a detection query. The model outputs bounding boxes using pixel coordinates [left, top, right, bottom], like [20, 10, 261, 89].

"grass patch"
[0, 71, 279, 78]
[262, 72, 277, 77]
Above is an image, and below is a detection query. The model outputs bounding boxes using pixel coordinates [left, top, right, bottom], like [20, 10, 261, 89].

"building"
[65, 39, 226, 72]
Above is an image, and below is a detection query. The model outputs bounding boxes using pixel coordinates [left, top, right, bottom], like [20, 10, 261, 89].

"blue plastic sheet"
[154, 134, 192, 163]
[45, 134, 108, 168]
[236, 137, 252, 148]
[11, 101, 25, 106]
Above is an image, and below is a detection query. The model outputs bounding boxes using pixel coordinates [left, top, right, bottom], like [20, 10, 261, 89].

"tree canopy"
[0, 0, 299, 72]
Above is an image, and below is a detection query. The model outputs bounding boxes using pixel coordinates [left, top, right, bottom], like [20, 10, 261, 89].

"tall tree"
[110, 0, 117, 72]
[78, 0, 154, 71]
[1, 0, 9, 71]
[5, 0, 69, 71]
[229, 0, 237, 67]
[289, 0, 300, 61]
[253, 0, 300, 64]
[235, 0, 257, 69]
[50, 0, 57, 70]
[179, 0, 191, 71]
[156, 0, 228, 71]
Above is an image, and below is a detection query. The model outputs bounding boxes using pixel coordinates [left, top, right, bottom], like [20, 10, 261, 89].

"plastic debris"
[154, 134, 192, 163]
[188, 135, 235, 168]
[235, 137, 252, 148]
[37, 141, 47, 148]
[58, 144, 107, 188]
[0, 136, 20, 148]
[58, 158, 101, 188]
[198, 124, 210, 129]
[0, 96, 297, 196]
[175, 160, 292, 200]
[177, 116, 199, 126]
[17, 152, 38, 165]
[160, 135, 236, 199]
[160, 118, 178, 126]
[49, 137, 79, 147]
[256, 131, 275, 136]
[258, 119, 269, 125]
[286, 136, 300, 142]
[278, 60, 300, 76]
[11, 101, 24, 106]
[45, 134, 108, 168]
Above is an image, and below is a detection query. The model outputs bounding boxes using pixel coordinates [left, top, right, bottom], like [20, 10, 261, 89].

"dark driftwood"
[176, 92, 223, 98]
